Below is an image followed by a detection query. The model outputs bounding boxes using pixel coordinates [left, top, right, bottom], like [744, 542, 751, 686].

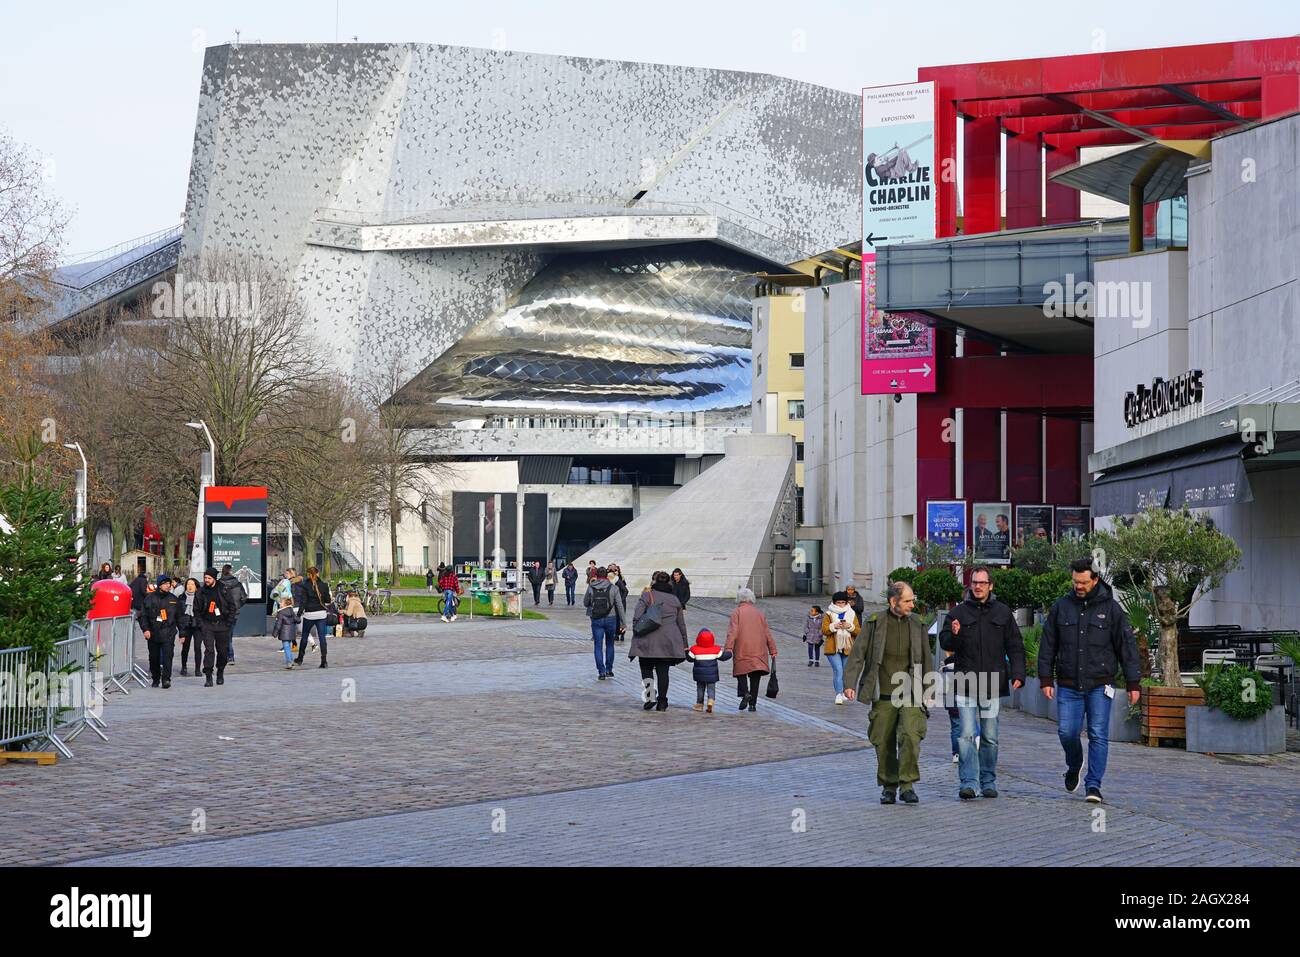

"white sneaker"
[952, 753, 960, 763]
[834, 693, 845, 705]
[440, 615, 448, 623]
[450, 614, 458, 622]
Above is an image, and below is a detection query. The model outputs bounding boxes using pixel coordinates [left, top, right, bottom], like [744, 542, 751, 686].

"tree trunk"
[389, 499, 399, 586]
[109, 516, 126, 566]
[321, 528, 333, 579]
[1155, 587, 1182, 688]
[302, 533, 318, 573]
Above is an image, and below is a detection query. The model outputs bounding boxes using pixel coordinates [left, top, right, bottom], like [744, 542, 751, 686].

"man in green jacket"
[844, 581, 934, 804]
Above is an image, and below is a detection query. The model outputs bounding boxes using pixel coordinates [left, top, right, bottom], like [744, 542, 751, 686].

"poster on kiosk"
[204, 486, 268, 637]
[861, 80, 937, 396]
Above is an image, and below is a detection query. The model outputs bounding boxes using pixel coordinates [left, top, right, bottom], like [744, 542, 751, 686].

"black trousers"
[148, 635, 176, 682]
[200, 624, 229, 677]
[639, 659, 672, 702]
[179, 626, 200, 671]
[739, 672, 763, 701]
[545, 584, 555, 605]
[531, 582, 542, 604]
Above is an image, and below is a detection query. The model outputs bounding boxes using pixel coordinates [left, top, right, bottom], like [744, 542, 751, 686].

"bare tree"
[0, 126, 70, 326]
[148, 250, 325, 486]
[271, 384, 376, 577]
[363, 358, 456, 585]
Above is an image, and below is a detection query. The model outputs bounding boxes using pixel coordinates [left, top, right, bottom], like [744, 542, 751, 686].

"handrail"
[57, 225, 182, 291]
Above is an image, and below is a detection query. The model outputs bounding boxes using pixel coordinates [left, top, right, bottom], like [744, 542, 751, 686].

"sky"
[2, 0, 1298, 256]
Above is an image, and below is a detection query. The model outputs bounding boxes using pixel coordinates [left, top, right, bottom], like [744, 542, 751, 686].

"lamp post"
[62, 441, 88, 580]
[186, 420, 216, 577]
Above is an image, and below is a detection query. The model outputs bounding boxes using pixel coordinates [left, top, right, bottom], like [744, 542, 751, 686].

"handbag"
[765, 661, 780, 698]
[632, 593, 663, 636]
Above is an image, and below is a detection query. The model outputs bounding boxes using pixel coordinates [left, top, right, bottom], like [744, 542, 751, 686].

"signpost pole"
[362, 502, 369, 587]
[516, 488, 524, 621]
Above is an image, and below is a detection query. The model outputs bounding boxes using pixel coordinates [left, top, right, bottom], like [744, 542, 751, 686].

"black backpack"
[220, 576, 247, 615]
[589, 580, 613, 619]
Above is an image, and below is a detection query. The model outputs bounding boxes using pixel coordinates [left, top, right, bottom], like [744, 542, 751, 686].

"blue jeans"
[826, 652, 845, 695]
[565, 582, 576, 605]
[1056, 685, 1113, 790]
[948, 708, 961, 756]
[442, 589, 458, 616]
[281, 640, 294, 664]
[297, 618, 329, 662]
[956, 695, 1000, 791]
[591, 615, 617, 676]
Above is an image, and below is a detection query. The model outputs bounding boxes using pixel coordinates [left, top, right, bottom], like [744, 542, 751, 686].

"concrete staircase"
[572, 433, 796, 599]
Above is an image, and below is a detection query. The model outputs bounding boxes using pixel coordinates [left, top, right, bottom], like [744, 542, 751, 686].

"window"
[796, 486, 804, 525]
[790, 353, 804, 369]
[788, 400, 805, 421]
[396, 546, 405, 568]
[423, 545, 429, 569]
[796, 441, 804, 462]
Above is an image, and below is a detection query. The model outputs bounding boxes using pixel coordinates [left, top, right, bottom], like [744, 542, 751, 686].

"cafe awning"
[1091, 441, 1252, 517]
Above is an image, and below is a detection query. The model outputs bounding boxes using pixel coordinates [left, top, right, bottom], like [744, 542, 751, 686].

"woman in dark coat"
[177, 577, 201, 676]
[629, 570, 689, 712]
[671, 568, 691, 608]
[609, 563, 630, 641]
[844, 584, 866, 619]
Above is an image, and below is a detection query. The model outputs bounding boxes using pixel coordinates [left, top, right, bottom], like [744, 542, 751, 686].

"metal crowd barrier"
[90, 614, 145, 694]
[0, 645, 49, 752]
[0, 621, 110, 758]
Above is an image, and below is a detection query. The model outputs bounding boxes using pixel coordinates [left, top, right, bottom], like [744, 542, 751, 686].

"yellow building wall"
[760, 296, 805, 488]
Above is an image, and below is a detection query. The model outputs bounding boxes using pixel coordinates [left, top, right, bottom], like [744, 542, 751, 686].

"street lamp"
[186, 420, 216, 578]
[62, 441, 88, 580]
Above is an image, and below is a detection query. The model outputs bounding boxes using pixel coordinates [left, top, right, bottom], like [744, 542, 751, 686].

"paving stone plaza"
[4, 597, 1295, 868]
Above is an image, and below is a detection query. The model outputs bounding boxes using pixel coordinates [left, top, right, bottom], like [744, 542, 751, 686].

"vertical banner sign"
[925, 500, 967, 560]
[862, 81, 937, 395]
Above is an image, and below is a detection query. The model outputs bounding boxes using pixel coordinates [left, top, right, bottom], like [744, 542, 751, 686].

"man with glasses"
[939, 566, 1025, 800]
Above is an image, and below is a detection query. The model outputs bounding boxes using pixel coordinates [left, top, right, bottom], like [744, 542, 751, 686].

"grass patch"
[396, 594, 547, 620]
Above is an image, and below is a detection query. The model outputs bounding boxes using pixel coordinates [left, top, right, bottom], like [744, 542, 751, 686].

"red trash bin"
[89, 579, 133, 618]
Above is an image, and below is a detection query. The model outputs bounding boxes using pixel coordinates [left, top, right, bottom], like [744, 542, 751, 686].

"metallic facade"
[180, 43, 861, 417]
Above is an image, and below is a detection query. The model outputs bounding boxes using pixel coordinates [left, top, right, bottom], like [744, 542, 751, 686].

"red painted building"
[907, 37, 1300, 543]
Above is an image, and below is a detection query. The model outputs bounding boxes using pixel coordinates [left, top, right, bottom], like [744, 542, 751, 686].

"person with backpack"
[218, 564, 248, 664]
[584, 566, 625, 681]
[295, 566, 332, 669]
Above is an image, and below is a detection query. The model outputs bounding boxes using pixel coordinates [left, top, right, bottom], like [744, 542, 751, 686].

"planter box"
[1109, 696, 1141, 743]
[1014, 607, 1032, 627]
[1140, 685, 1204, 746]
[1019, 677, 1048, 718]
[1185, 705, 1286, 755]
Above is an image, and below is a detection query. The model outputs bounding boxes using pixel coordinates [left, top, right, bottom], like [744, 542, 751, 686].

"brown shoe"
[706, 699, 714, 713]
[692, 703, 703, 712]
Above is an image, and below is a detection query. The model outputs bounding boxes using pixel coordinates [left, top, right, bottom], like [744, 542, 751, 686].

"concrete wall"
[1092, 249, 1190, 453]
[803, 281, 917, 597]
[1188, 116, 1300, 407]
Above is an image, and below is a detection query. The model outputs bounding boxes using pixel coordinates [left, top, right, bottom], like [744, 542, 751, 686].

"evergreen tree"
[0, 437, 90, 660]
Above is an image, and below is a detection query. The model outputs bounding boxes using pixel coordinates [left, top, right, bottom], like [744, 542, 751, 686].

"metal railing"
[0, 623, 110, 758]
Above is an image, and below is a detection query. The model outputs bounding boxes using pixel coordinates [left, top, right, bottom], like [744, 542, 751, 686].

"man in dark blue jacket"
[1039, 558, 1142, 804]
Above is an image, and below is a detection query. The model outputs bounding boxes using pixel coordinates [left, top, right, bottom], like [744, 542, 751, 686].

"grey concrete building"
[1089, 112, 1300, 629]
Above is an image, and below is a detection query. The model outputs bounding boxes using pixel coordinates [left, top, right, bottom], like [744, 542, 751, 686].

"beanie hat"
[204, 567, 219, 580]
[832, 590, 849, 604]
[156, 574, 172, 586]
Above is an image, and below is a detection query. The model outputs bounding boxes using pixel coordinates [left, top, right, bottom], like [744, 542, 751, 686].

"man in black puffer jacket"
[939, 566, 1025, 800]
[1039, 558, 1142, 805]
[196, 567, 239, 687]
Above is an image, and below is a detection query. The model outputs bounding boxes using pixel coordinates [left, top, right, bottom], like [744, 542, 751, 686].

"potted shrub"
[1029, 570, 1069, 625]
[1092, 507, 1242, 747]
[990, 566, 1032, 625]
[1186, 664, 1286, 754]
[911, 566, 963, 621]
[1015, 623, 1046, 717]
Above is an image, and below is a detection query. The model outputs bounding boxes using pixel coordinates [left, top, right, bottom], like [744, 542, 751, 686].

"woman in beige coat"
[723, 588, 778, 712]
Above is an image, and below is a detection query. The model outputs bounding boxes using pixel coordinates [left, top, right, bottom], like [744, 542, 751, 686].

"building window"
[396, 546, 404, 568]
[796, 441, 804, 462]
[788, 400, 805, 420]
[790, 353, 804, 369]
[423, 545, 429, 569]
[796, 486, 804, 525]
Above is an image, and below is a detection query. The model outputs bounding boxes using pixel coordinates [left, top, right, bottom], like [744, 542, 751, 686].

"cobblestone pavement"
[3, 600, 1296, 866]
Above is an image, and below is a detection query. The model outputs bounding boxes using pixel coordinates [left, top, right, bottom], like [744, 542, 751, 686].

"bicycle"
[363, 588, 402, 616]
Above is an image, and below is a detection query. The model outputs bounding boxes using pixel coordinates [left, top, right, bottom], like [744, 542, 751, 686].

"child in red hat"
[685, 628, 732, 713]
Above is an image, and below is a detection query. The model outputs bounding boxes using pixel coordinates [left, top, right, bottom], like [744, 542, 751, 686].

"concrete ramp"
[573, 433, 796, 599]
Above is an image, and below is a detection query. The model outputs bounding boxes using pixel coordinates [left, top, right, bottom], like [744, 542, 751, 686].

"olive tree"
[1092, 507, 1242, 688]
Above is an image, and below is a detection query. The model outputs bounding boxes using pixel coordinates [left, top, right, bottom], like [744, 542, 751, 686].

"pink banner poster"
[861, 255, 936, 394]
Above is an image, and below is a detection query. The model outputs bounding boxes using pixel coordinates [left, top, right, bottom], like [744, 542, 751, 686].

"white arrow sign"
[907, 362, 932, 377]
